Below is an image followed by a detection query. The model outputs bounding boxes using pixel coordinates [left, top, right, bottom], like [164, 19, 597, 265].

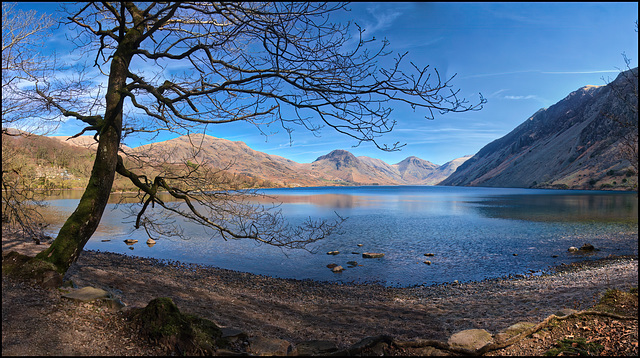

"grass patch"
[544, 337, 603, 356]
[592, 288, 638, 316]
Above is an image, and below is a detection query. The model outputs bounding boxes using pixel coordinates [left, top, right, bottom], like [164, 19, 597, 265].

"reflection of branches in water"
[115, 149, 345, 249]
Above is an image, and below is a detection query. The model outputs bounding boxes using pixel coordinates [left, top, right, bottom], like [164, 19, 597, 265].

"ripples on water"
[41, 186, 638, 287]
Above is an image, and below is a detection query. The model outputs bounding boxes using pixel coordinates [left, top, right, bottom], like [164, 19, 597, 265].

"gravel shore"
[61, 248, 637, 348]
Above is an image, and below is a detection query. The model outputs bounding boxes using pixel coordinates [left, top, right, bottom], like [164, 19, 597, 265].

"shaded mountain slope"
[441, 68, 638, 190]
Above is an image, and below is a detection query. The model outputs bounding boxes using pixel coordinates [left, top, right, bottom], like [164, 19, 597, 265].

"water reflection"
[38, 186, 638, 287]
[471, 193, 638, 223]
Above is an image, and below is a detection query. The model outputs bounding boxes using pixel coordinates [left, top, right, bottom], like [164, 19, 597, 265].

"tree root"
[336, 310, 637, 356]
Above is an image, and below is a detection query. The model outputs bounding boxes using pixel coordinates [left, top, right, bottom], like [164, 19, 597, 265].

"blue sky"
[15, 2, 639, 165]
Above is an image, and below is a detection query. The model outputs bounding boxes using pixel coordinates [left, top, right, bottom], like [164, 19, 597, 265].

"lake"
[41, 186, 638, 287]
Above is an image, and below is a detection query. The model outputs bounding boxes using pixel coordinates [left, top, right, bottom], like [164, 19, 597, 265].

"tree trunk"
[35, 29, 139, 274]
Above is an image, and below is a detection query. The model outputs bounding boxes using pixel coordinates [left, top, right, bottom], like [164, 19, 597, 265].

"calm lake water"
[41, 186, 638, 287]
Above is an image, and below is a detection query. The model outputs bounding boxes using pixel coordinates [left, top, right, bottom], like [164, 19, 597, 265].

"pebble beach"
[61, 248, 638, 348]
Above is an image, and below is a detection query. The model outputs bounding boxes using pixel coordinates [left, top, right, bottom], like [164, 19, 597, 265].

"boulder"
[129, 297, 222, 355]
[362, 252, 384, 259]
[448, 329, 493, 353]
[248, 336, 294, 356]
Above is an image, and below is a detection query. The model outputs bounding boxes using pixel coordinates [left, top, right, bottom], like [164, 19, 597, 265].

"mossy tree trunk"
[35, 21, 142, 274]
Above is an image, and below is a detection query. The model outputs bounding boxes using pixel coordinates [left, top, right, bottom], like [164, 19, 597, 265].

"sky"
[12, 2, 639, 165]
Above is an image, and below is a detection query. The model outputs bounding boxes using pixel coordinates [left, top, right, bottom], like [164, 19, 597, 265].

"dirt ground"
[2, 232, 638, 356]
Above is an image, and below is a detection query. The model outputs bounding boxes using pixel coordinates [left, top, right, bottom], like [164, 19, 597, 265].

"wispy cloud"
[463, 69, 620, 79]
[540, 70, 620, 74]
[503, 94, 543, 100]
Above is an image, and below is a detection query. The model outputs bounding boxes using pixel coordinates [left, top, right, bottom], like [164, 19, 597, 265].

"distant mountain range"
[48, 133, 469, 187]
[441, 67, 638, 190]
[12, 68, 636, 191]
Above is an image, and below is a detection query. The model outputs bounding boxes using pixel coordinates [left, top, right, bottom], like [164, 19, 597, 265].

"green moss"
[592, 288, 638, 316]
[129, 297, 223, 355]
[544, 337, 603, 356]
[2, 251, 62, 288]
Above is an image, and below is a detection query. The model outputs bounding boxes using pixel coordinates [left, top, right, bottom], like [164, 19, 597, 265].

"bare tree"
[33, 2, 485, 274]
[2, 3, 57, 242]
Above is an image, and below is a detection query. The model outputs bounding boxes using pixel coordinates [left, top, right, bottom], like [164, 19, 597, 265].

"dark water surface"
[41, 186, 638, 287]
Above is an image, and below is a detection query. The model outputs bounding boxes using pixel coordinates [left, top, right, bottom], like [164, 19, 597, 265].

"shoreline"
[3, 233, 638, 350]
[63, 248, 638, 347]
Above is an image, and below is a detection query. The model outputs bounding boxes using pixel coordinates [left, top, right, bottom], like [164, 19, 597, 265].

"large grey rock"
[62, 286, 110, 302]
[448, 329, 493, 352]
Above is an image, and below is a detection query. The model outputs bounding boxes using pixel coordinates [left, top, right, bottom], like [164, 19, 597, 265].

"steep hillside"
[441, 68, 638, 190]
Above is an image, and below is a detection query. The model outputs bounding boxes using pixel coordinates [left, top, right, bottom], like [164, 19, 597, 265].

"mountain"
[440, 68, 638, 190]
[42, 130, 470, 187]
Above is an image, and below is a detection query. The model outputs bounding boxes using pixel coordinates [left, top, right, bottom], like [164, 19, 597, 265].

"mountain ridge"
[440, 68, 638, 190]
[47, 133, 470, 187]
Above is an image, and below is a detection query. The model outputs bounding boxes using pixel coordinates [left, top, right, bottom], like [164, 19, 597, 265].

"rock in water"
[327, 250, 340, 255]
[332, 266, 344, 273]
[568, 246, 579, 252]
[124, 239, 138, 245]
[580, 243, 595, 251]
[362, 252, 384, 258]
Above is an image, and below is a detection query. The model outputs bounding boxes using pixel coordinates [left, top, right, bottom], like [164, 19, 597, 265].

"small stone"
[332, 266, 344, 273]
[568, 246, 579, 252]
[424, 260, 431, 265]
[357, 244, 364, 247]
[424, 253, 435, 256]
[124, 239, 138, 245]
[327, 250, 340, 255]
[552, 255, 558, 258]
[513, 253, 518, 256]
[346, 261, 358, 267]
[101, 239, 111, 242]
[146, 238, 156, 245]
[362, 252, 384, 258]
[326, 263, 338, 269]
